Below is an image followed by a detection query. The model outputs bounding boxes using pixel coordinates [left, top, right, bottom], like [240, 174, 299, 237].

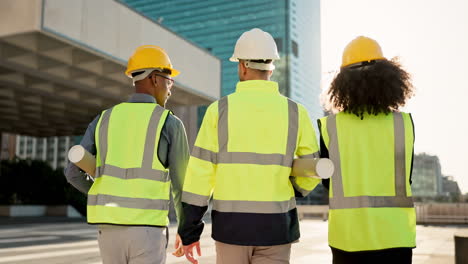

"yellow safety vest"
[87, 103, 171, 226]
[182, 80, 320, 245]
[319, 112, 416, 252]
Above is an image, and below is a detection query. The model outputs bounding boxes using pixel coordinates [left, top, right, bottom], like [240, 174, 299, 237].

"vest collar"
[235, 80, 279, 94]
[127, 93, 157, 103]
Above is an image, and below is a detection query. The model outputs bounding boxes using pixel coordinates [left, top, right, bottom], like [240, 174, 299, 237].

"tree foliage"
[0, 159, 87, 216]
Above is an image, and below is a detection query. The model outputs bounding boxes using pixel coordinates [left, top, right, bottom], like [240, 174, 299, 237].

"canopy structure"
[0, 0, 221, 137]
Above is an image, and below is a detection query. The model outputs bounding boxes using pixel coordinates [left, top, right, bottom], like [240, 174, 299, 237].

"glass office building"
[412, 153, 444, 197]
[120, 0, 323, 123]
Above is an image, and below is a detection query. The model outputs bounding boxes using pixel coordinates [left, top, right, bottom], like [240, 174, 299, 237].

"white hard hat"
[230, 28, 280, 70]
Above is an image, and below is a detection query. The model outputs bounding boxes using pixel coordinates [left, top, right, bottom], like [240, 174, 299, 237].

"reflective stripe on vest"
[88, 106, 169, 208]
[328, 112, 414, 210]
[88, 194, 169, 210]
[212, 197, 296, 214]
[182, 189, 298, 213]
[191, 96, 299, 166]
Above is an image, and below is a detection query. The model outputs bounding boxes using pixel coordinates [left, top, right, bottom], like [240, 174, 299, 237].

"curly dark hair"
[327, 58, 414, 118]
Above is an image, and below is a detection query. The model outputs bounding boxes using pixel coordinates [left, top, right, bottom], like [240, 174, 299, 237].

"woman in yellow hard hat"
[318, 36, 416, 264]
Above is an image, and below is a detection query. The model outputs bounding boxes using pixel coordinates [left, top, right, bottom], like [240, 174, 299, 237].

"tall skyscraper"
[120, 0, 323, 123]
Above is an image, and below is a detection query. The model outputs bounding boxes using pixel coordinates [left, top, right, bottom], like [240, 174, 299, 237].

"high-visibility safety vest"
[87, 103, 171, 226]
[181, 80, 320, 245]
[318, 112, 416, 252]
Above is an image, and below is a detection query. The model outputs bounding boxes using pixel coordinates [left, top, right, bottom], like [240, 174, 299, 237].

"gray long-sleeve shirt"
[64, 93, 189, 224]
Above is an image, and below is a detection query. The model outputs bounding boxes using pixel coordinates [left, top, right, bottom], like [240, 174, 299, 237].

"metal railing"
[415, 203, 468, 224]
[297, 203, 468, 224]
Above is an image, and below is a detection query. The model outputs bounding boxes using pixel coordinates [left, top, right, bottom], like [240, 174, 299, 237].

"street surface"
[0, 218, 465, 264]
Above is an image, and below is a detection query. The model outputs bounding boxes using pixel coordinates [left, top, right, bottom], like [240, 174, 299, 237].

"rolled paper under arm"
[68, 145, 96, 177]
[291, 158, 334, 179]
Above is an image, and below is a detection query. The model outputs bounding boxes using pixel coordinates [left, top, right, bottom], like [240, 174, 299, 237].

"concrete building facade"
[0, 0, 222, 169]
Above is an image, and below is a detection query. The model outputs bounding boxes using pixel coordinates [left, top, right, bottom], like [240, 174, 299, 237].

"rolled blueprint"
[68, 145, 96, 177]
[291, 158, 334, 179]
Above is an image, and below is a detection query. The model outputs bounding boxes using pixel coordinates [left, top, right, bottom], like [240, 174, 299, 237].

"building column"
[31, 138, 37, 160]
[52, 137, 58, 170]
[0, 133, 2, 178]
[15, 135, 21, 158]
[64, 136, 71, 167]
[42, 138, 47, 161]
[169, 105, 198, 150]
[7, 134, 16, 160]
[0, 132, 3, 160]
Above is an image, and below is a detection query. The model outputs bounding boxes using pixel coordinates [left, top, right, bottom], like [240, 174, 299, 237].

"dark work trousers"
[331, 247, 413, 264]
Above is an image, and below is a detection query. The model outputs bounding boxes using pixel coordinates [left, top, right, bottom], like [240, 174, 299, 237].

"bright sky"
[320, 0, 468, 193]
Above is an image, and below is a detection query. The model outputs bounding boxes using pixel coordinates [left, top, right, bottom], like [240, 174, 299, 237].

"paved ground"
[0, 218, 466, 263]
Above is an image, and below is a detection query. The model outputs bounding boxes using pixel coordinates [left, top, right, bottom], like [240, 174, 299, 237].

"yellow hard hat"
[341, 36, 386, 68]
[125, 45, 180, 77]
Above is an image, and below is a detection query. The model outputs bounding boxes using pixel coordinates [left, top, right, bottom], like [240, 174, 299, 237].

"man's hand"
[172, 234, 184, 257]
[183, 241, 201, 264]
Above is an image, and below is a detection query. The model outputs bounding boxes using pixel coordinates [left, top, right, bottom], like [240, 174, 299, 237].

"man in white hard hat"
[178, 28, 321, 264]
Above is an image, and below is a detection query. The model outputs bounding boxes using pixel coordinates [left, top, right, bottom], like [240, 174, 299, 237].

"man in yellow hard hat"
[319, 36, 416, 263]
[64, 45, 189, 264]
[178, 28, 321, 264]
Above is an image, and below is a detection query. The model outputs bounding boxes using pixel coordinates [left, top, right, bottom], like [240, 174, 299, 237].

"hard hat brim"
[170, 68, 180, 77]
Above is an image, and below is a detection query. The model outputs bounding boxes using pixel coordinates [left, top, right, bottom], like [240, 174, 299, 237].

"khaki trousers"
[97, 225, 167, 264]
[215, 241, 291, 264]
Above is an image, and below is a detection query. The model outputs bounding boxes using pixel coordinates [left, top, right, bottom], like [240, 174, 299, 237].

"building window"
[274, 38, 283, 53]
[292, 40, 299, 57]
